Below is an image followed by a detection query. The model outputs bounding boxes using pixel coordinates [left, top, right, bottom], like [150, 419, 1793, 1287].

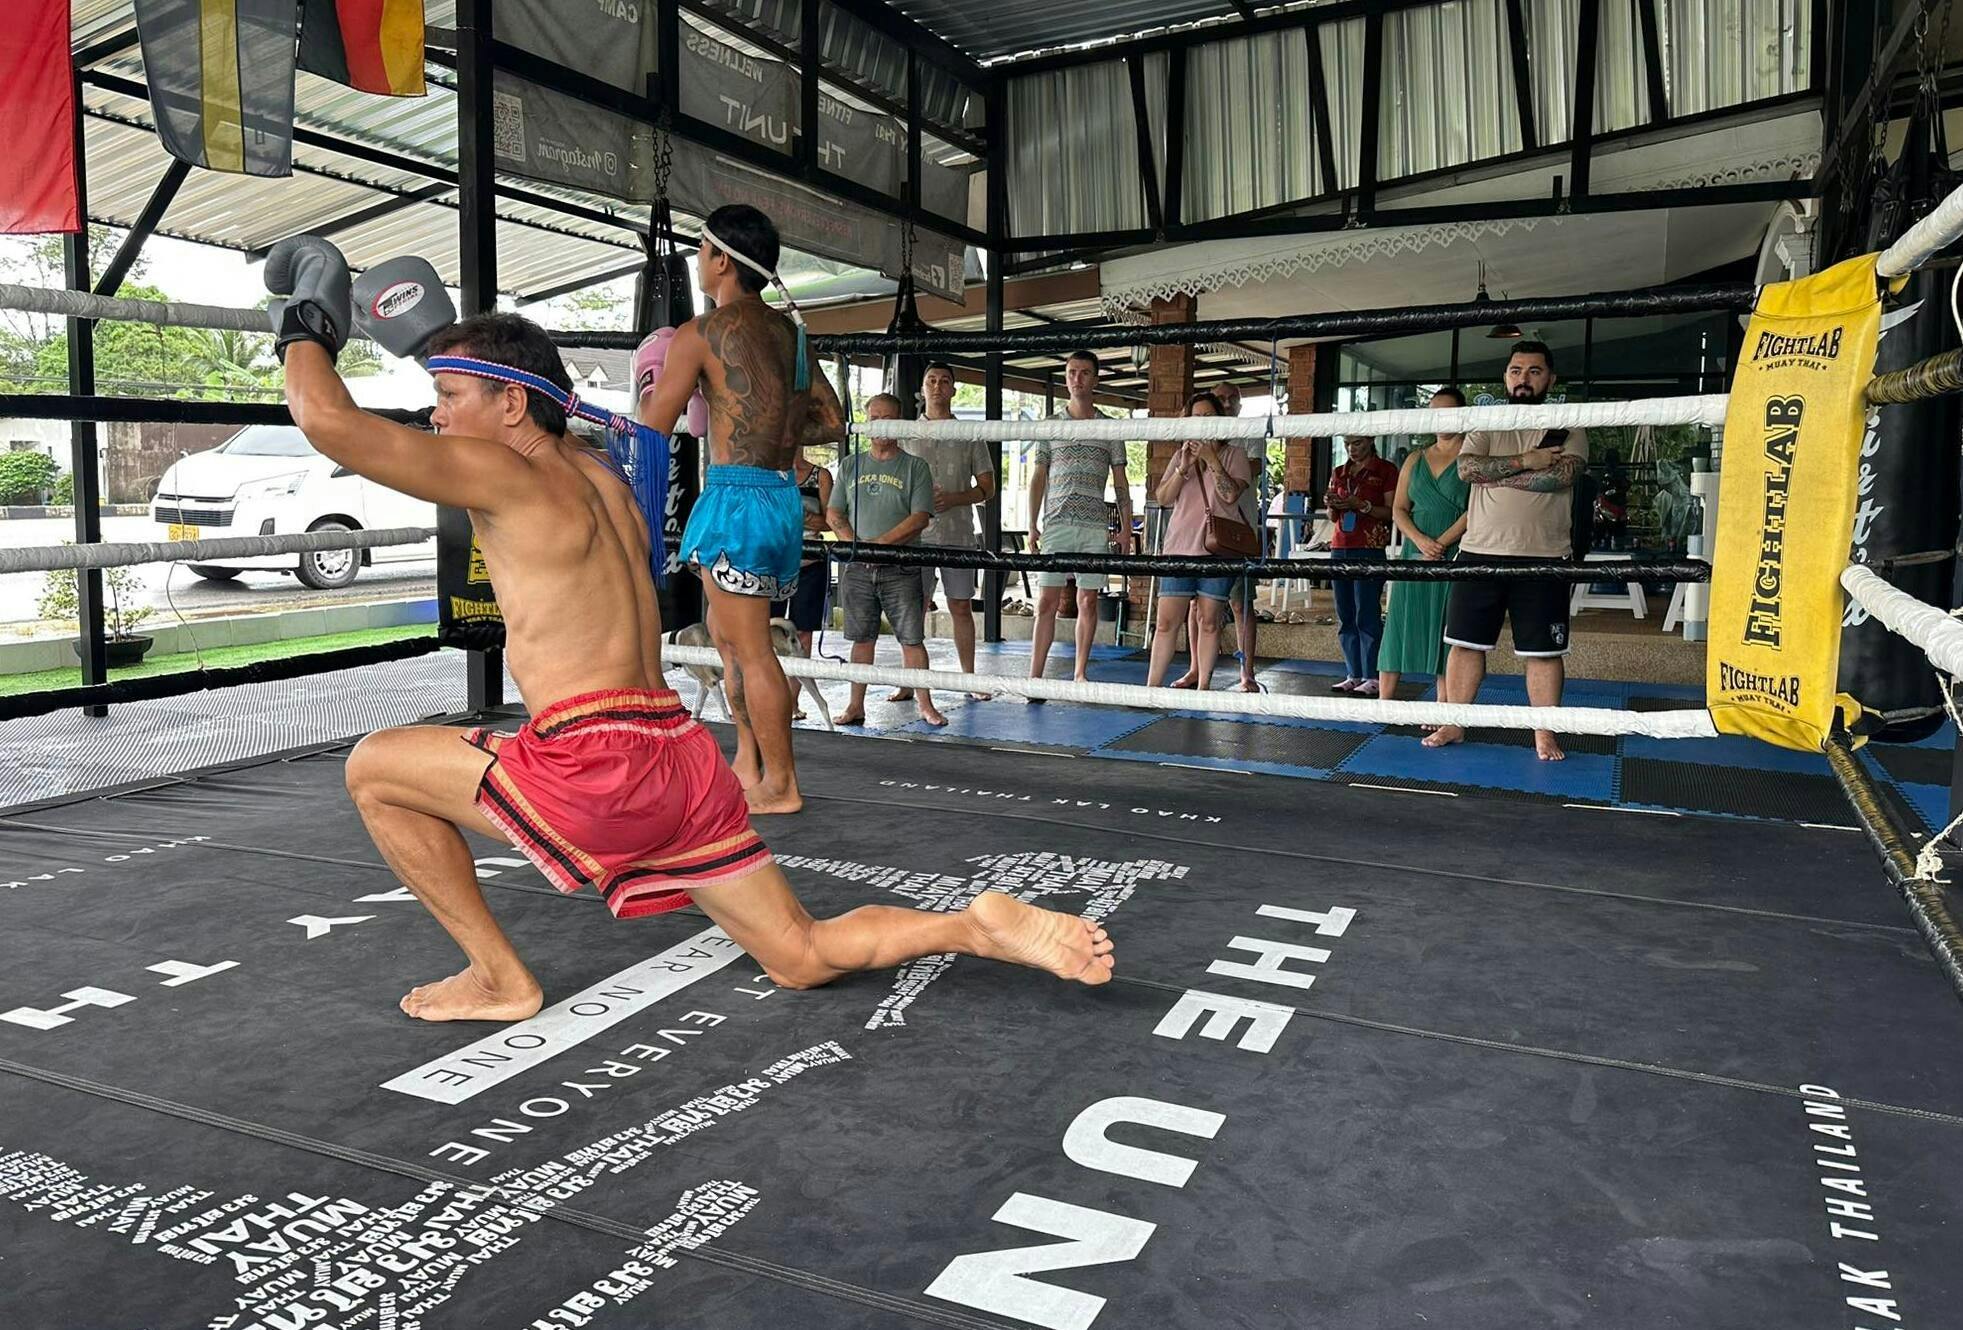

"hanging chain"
[899, 216, 916, 286]
[1931, 0, 1957, 109]
[1913, 3, 1938, 106]
[653, 107, 675, 203]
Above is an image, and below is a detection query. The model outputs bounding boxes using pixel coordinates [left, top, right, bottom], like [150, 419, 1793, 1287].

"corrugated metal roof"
[885, 0, 1326, 64]
[70, 1, 655, 301]
[66, 2, 937, 303]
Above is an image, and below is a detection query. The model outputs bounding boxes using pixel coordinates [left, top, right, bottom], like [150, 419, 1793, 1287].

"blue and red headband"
[426, 355, 671, 586]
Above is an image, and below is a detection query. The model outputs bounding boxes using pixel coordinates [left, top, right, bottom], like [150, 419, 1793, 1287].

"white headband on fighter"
[700, 223, 809, 390]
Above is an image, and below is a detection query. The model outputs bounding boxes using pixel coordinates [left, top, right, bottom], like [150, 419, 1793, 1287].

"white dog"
[669, 619, 834, 732]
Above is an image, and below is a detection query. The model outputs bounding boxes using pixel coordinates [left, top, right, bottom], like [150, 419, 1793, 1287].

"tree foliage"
[0, 450, 59, 503]
[1, 230, 378, 399]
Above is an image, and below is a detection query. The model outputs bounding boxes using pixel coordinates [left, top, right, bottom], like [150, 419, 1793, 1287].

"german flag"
[299, 0, 426, 97]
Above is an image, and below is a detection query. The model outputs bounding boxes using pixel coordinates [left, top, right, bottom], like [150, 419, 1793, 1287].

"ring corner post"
[982, 78, 1008, 645]
[455, 0, 502, 712]
[983, 253, 1006, 645]
[64, 57, 107, 718]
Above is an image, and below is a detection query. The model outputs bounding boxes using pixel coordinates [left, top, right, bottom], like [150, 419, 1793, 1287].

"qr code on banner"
[493, 91, 526, 162]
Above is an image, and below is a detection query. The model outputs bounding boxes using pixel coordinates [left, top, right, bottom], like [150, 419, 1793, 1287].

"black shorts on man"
[1443, 554, 1571, 657]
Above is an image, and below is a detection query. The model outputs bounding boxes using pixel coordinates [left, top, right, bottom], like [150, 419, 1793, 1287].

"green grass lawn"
[0, 624, 437, 696]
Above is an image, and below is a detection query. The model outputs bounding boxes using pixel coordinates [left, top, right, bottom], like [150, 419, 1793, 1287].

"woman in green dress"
[1377, 388, 1471, 700]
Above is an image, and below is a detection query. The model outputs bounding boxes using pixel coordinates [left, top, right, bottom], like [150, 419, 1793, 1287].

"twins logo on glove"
[351, 255, 457, 364]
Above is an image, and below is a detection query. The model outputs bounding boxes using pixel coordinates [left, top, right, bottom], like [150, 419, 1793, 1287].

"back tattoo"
[700, 302, 833, 472]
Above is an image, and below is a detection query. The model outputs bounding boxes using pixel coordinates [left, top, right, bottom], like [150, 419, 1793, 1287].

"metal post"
[983, 254, 1006, 643]
[64, 64, 107, 717]
[1569, 0, 1600, 199]
[456, 0, 502, 710]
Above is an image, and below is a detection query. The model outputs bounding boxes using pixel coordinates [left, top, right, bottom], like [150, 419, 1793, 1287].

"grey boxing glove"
[264, 235, 352, 363]
[351, 255, 457, 363]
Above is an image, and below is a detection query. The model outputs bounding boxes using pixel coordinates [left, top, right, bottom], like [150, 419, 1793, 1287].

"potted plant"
[38, 562, 157, 666]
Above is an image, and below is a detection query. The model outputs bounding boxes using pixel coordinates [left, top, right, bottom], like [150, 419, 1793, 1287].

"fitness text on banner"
[1708, 253, 1885, 751]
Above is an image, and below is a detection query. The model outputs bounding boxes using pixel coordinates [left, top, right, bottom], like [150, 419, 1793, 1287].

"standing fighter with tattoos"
[642, 205, 845, 814]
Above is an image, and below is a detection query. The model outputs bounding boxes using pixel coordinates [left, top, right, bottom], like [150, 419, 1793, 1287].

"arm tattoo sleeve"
[1495, 455, 1584, 493]
[1458, 453, 1528, 484]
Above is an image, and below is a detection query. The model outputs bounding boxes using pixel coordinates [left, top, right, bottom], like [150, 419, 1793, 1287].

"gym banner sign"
[1709, 254, 1885, 751]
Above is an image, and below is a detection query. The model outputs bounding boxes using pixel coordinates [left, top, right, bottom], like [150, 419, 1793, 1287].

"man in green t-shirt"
[828, 393, 945, 727]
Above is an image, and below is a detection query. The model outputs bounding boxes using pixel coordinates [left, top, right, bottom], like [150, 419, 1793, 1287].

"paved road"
[0, 515, 436, 631]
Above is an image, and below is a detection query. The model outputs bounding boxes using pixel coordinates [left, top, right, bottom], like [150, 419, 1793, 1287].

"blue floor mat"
[1620, 733, 1835, 777]
[1894, 781, 1950, 829]
[1089, 748, 1334, 781]
[891, 699, 1160, 748]
[973, 642, 1140, 661]
[1337, 733, 1619, 802]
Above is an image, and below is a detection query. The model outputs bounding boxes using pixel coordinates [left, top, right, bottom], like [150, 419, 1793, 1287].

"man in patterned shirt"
[1027, 350, 1135, 690]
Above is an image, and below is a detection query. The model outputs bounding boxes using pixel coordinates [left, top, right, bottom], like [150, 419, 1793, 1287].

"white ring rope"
[662, 645, 1717, 740]
[1841, 563, 1963, 882]
[848, 395, 1730, 442]
[0, 526, 437, 575]
[0, 282, 277, 335]
[1840, 565, 1963, 678]
[1877, 180, 1963, 278]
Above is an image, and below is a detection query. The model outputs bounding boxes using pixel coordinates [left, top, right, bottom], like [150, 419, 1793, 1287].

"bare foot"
[966, 690, 994, 702]
[400, 968, 543, 1023]
[732, 754, 763, 790]
[1421, 725, 1464, 749]
[918, 704, 949, 728]
[1168, 672, 1197, 689]
[834, 709, 866, 726]
[1535, 731, 1566, 762]
[887, 689, 915, 702]
[1234, 678, 1262, 694]
[746, 782, 804, 815]
[965, 892, 1115, 985]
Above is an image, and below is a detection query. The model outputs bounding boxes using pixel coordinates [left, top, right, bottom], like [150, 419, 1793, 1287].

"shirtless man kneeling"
[268, 235, 1115, 1022]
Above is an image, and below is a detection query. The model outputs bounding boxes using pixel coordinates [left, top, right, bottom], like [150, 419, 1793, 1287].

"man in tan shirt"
[1424, 341, 1588, 761]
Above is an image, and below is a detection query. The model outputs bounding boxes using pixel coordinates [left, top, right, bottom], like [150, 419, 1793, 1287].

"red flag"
[0, 0, 79, 233]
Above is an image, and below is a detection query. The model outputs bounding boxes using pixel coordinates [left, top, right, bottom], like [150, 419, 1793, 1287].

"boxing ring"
[9, 208, 1963, 1330]
[5, 708, 1962, 1330]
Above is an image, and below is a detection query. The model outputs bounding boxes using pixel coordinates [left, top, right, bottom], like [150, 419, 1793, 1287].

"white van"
[148, 425, 436, 589]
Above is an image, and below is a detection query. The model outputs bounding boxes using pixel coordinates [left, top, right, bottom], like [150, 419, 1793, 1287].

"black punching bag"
[1839, 125, 1963, 741]
[885, 272, 928, 421]
[635, 206, 704, 630]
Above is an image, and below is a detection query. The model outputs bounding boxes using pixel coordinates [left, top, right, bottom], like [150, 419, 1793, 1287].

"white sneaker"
[1354, 680, 1380, 697]
[1331, 678, 1359, 693]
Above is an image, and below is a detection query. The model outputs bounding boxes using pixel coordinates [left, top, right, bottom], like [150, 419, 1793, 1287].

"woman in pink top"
[1147, 391, 1253, 689]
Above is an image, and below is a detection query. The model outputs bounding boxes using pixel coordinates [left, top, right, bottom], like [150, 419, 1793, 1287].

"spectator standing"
[772, 444, 834, 656]
[899, 361, 997, 702]
[1377, 388, 1471, 700]
[1323, 436, 1399, 694]
[1146, 391, 1251, 689]
[827, 394, 945, 728]
[1028, 350, 1135, 689]
[1423, 341, 1588, 761]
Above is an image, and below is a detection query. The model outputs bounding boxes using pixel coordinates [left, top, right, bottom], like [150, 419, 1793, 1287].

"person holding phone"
[1147, 391, 1252, 690]
[1425, 341, 1589, 761]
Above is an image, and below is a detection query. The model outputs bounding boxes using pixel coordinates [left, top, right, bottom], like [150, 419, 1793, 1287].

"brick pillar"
[1139, 294, 1196, 608]
[1284, 343, 1318, 495]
